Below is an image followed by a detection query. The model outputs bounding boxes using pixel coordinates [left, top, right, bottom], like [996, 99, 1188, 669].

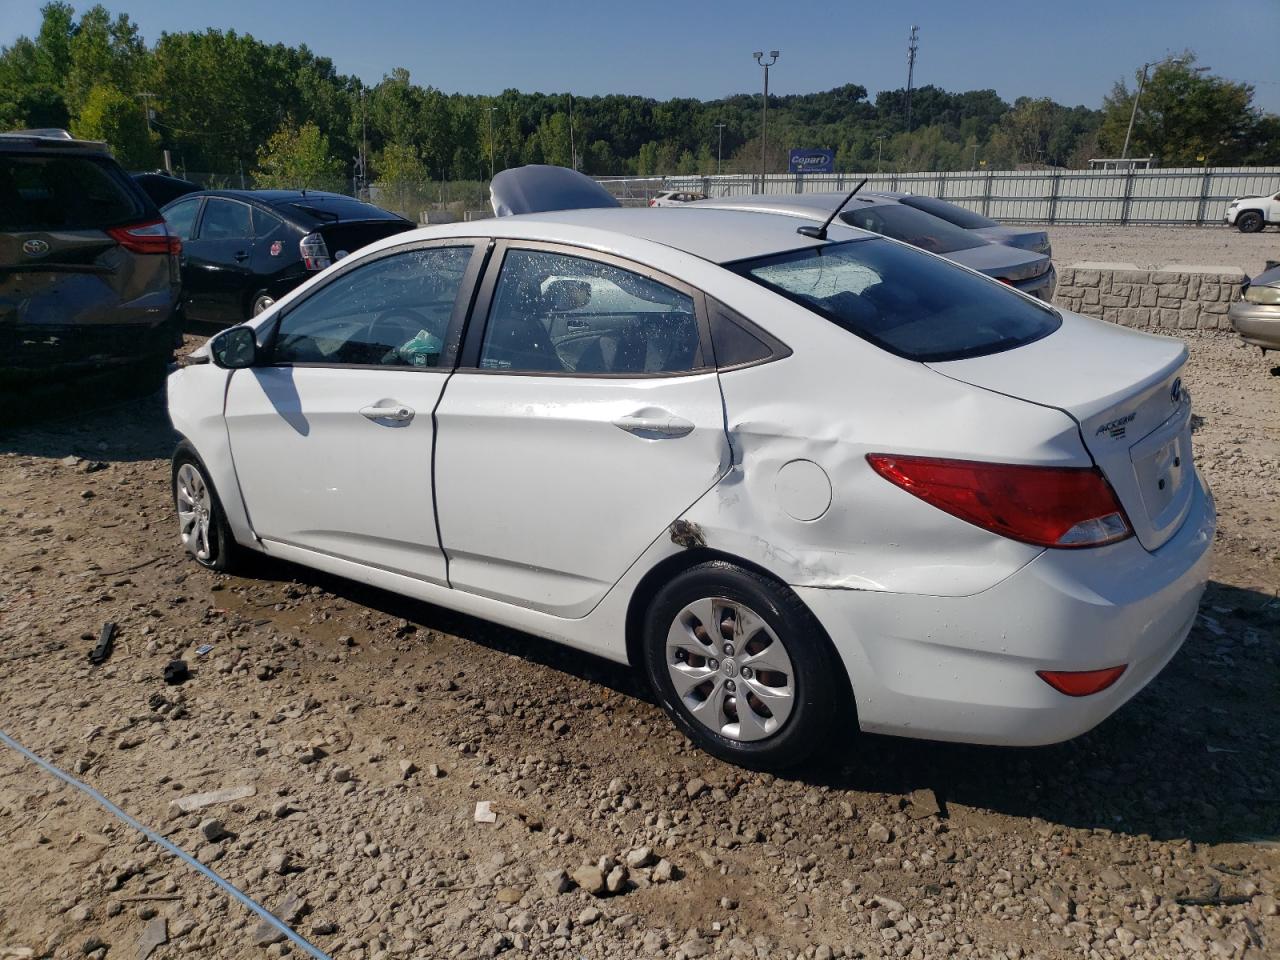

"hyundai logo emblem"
[1170, 377, 1182, 404]
[22, 239, 50, 257]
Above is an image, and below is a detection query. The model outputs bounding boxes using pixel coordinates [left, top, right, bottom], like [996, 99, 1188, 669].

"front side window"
[839, 202, 984, 254]
[272, 245, 472, 367]
[199, 199, 253, 241]
[734, 238, 1060, 362]
[479, 249, 703, 375]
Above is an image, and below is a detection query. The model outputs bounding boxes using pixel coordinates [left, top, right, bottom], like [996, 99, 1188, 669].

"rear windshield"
[839, 202, 985, 254]
[278, 197, 405, 223]
[896, 194, 996, 230]
[732, 238, 1060, 362]
[0, 154, 148, 231]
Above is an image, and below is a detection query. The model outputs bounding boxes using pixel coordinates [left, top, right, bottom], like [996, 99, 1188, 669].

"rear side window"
[162, 197, 201, 240]
[0, 154, 147, 231]
[839, 203, 984, 254]
[733, 238, 1060, 363]
[896, 195, 996, 230]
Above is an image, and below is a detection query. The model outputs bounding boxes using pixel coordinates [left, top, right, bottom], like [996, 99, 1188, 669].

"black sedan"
[160, 189, 413, 324]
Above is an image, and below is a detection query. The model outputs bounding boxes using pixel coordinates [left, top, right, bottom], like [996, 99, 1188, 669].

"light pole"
[567, 93, 577, 170]
[753, 51, 778, 181]
[715, 122, 726, 175]
[488, 104, 497, 181]
[1121, 55, 1189, 160]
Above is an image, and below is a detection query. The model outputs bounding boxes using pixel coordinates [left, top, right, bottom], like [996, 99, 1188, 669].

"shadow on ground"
[238, 549, 1280, 848]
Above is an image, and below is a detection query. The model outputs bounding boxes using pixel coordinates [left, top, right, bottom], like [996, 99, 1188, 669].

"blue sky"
[4, 0, 1279, 112]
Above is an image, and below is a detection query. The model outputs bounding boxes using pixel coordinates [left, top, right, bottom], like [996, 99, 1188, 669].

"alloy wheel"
[175, 462, 213, 562]
[665, 597, 795, 742]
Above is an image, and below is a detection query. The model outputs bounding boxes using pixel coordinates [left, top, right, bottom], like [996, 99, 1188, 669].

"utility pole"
[972, 142, 978, 169]
[876, 136, 884, 172]
[753, 51, 779, 180]
[488, 104, 497, 181]
[904, 26, 919, 132]
[567, 93, 577, 170]
[360, 88, 369, 197]
[1121, 55, 1190, 160]
[715, 122, 726, 175]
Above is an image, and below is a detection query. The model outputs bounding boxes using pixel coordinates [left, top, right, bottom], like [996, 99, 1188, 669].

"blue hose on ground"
[0, 726, 332, 960]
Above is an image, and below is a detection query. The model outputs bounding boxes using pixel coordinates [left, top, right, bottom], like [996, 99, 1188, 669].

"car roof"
[168, 189, 407, 222]
[480, 206, 874, 263]
[192, 189, 351, 204]
[0, 129, 111, 154]
[694, 192, 901, 221]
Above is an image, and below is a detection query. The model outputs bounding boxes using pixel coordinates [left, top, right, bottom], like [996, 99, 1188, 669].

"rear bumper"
[1228, 300, 1280, 349]
[1016, 264, 1056, 301]
[0, 318, 176, 387]
[796, 471, 1215, 747]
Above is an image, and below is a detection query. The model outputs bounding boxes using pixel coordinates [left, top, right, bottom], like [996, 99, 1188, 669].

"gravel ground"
[1046, 226, 1280, 277]
[0, 335, 1278, 960]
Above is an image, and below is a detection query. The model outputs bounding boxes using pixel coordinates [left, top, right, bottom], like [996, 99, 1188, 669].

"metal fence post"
[1048, 172, 1061, 225]
[936, 171, 946, 199]
[982, 170, 993, 217]
[1120, 169, 1134, 226]
[1195, 168, 1212, 226]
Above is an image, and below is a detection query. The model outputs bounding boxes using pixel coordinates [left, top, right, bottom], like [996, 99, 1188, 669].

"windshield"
[732, 238, 1060, 362]
[839, 202, 986, 254]
[896, 195, 996, 230]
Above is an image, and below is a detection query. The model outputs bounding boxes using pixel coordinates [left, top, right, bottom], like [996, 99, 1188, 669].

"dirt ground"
[1, 328, 1279, 960]
[1047, 225, 1280, 277]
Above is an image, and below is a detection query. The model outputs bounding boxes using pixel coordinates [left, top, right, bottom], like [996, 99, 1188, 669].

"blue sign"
[789, 149, 834, 174]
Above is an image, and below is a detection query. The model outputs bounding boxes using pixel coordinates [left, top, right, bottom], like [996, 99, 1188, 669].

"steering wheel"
[364, 308, 432, 365]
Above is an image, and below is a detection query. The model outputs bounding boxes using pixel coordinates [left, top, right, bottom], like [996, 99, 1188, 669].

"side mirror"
[210, 326, 258, 369]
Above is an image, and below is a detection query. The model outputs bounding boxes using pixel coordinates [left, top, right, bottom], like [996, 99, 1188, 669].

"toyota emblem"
[22, 239, 50, 257]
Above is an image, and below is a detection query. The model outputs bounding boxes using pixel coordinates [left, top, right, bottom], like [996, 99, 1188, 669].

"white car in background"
[650, 189, 708, 206]
[1224, 190, 1280, 232]
[168, 166, 1214, 770]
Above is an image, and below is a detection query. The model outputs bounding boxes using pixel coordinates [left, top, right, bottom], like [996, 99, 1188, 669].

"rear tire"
[172, 450, 242, 573]
[250, 292, 275, 317]
[642, 561, 848, 771]
[1237, 211, 1265, 233]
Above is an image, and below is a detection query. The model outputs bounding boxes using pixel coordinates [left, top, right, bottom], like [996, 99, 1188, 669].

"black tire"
[249, 291, 275, 318]
[1237, 210, 1265, 233]
[171, 448, 242, 573]
[642, 560, 849, 771]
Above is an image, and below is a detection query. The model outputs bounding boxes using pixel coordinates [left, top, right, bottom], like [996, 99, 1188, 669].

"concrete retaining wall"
[1054, 262, 1246, 331]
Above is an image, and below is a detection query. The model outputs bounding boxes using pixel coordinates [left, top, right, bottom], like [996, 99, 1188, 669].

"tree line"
[2, 3, 1276, 195]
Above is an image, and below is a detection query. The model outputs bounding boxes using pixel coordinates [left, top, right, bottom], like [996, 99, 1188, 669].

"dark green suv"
[1, 129, 181, 392]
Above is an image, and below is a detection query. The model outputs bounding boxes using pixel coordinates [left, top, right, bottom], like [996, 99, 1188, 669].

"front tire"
[642, 561, 848, 770]
[1237, 211, 1265, 233]
[172, 451, 241, 572]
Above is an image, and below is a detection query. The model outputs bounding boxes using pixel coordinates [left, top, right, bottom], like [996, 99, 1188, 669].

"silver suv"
[1, 129, 181, 393]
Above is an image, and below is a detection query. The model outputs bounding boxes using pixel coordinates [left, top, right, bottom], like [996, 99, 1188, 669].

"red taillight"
[997, 277, 1014, 285]
[1037, 665, 1127, 697]
[299, 232, 331, 271]
[106, 218, 181, 255]
[648, 199, 656, 207]
[866, 454, 1132, 549]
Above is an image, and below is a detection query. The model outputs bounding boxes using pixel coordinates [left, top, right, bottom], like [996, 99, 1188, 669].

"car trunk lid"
[927, 312, 1194, 551]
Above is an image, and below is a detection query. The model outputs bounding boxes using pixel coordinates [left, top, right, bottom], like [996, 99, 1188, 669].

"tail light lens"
[1037, 665, 1127, 696]
[300, 232, 331, 271]
[866, 454, 1132, 549]
[106, 219, 181, 255]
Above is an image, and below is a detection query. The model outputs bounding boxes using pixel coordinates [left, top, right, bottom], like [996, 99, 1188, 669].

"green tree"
[254, 120, 344, 190]
[1098, 55, 1259, 165]
[71, 82, 156, 167]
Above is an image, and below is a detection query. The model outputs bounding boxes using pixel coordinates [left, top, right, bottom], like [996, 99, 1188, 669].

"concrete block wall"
[1054, 262, 1246, 331]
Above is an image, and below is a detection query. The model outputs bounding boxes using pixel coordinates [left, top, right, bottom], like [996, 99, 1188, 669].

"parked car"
[696, 192, 1057, 300]
[169, 166, 1213, 771]
[876, 191, 1051, 256]
[1228, 264, 1280, 351]
[1224, 191, 1280, 233]
[1, 128, 180, 392]
[133, 171, 204, 207]
[160, 189, 413, 324]
[650, 190, 709, 207]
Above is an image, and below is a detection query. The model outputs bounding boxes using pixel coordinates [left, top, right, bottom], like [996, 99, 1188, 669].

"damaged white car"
[168, 166, 1214, 770]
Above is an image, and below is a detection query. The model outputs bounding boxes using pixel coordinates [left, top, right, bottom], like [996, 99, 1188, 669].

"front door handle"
[359, 403, 415, 424]
[233, 250, 249, 262]
[613, 412, 695, 438]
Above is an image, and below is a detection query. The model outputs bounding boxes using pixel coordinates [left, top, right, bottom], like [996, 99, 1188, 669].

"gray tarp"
[490, 165, 620, 217]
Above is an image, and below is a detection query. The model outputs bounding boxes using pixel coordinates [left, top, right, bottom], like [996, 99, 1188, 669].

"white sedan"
[168, 170, 1214, 770]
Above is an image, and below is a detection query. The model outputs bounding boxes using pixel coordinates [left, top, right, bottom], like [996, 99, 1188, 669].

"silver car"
[876, 192, 1051, 257]
[696, 192, 1056, 300]
[1228, 264, 1280, 353]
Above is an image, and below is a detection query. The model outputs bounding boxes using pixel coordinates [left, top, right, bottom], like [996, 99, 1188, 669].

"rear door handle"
[613, 412, 695, 438]
[233, 251, 249, 262]
[359, 403, 415, 423]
